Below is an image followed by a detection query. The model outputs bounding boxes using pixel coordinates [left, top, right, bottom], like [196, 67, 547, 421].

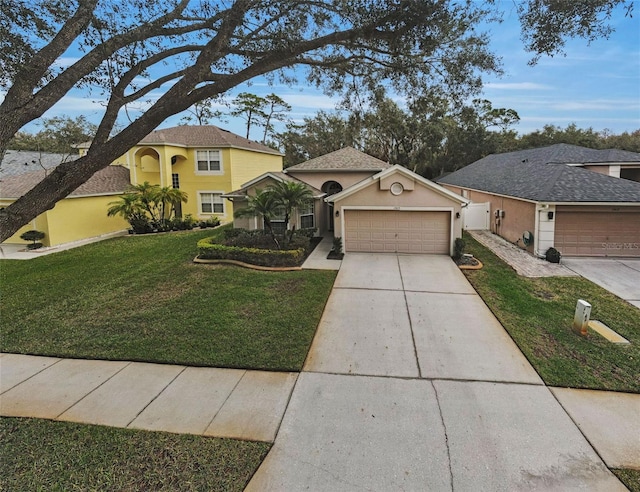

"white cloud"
[484, 82, 552, 91]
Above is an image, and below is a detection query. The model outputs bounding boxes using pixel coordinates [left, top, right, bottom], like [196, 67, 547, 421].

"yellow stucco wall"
[1, 201, 50, 245]
[124, 144, 282, 223]
[1, 196, 127, 247]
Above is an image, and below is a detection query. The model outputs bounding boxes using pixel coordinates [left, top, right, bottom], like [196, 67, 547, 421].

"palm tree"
[129, 182, 161, 222]
[155, 186, 188, 221]
[234, 188, 281, 249]
[107, 193, 144, 220]
[267, 180, 313, 247]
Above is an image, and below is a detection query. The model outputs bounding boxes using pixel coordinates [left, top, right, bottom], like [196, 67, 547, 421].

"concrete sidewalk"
[0, 354, 296, 442]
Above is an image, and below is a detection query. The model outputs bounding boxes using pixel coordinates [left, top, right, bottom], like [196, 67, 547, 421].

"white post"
[573, 300, 591, 336]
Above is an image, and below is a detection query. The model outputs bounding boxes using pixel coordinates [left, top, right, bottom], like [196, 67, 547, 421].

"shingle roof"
[0, 150, 78, 178]
[138, 125, 282, 155]
[223, 172, 324, 197]
[438, 145, 640, 203]
[285, 147, 391, 172]
[0, 165, 131, 199]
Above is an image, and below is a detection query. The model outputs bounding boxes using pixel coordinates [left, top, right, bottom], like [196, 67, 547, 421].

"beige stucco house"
[226, 147, 468, 255]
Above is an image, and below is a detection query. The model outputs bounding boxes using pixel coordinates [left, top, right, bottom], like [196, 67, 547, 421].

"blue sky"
[12, 5, 640, 140]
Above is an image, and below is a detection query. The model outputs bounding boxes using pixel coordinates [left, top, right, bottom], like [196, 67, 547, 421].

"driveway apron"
[248, 253, 625, 491]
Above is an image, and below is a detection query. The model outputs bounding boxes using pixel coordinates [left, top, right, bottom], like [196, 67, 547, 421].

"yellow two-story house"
[106, 125, 284, 223]
[2, 126, 283, 248]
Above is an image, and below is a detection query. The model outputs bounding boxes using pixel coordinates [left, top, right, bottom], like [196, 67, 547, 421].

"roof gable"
[328, 165, 469, 204]
[285, 147, 391, 172]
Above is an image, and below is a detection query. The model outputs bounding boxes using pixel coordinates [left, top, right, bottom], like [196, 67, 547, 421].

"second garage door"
[555, 210, 640, 257]
[344, 210, 450, 254]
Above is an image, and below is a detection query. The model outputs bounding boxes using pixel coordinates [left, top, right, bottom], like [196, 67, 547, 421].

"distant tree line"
[8, 99, 639, 182]
[276, 93, 640, 178]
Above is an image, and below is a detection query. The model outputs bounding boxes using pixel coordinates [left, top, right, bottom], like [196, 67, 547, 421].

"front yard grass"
[463, 234, 640, 393]
[0, 228, 336, 371]
[0, 417, 269, 491]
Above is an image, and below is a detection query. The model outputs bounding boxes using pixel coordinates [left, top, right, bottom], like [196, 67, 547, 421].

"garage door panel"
[555, 211, 640, 257]
[344, 210, 450, 254]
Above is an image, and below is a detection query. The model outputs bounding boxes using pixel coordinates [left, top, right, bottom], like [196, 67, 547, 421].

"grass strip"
[1, 228, 336, 371]
[462, 234, 640, 393]
[0, 417, 269, 492]
[612, 468, 640, 492]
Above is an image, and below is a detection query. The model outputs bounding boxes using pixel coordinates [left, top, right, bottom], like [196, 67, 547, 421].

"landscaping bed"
[196, 228, 320, 268]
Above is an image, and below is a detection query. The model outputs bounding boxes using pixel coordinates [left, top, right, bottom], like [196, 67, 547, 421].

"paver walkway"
[469, 229, 577, 277]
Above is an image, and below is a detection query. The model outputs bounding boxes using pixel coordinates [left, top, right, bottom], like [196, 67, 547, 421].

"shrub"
[453, 237, 466, 260]
[198, 216, 220, 228]
[128, 214, 153, 234]
[545, 247, 562, 263]
[294, 227, 318, 238]
[332, 236, 342, 254]
[20, 230, 45, 249]
[197, 237, 305, 267]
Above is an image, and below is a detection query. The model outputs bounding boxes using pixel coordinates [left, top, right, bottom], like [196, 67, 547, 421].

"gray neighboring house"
[0, 149, 78, 178]
[438, 144, 640, 258]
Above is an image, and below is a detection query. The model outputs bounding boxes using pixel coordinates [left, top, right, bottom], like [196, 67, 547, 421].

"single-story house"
[0, 162, 130, 247]
[438, 144, 640, 258]
[226, 147, 469, 255]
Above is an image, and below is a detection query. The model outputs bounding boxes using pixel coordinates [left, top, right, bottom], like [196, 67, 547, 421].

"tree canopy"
[0, 0, 632, 242]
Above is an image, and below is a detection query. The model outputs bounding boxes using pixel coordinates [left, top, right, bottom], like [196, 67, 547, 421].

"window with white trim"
[299, 203, 314, 229]
[196, 150, 221, 172]
[200, 192, 224, 214]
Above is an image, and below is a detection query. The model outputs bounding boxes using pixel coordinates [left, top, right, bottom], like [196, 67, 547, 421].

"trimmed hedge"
[197, 237, 306, 267]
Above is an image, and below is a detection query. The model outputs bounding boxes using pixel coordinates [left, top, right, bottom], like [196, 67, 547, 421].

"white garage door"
[555, 210, 640, 257]
[344, 210, 450, 254]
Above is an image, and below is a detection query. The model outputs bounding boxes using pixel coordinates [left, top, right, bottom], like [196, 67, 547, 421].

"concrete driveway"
[563, 257, 640, 309]
[247, 253, 624, 491]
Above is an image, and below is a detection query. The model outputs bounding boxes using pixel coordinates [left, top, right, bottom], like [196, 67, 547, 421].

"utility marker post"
[573, 300, 591, 336]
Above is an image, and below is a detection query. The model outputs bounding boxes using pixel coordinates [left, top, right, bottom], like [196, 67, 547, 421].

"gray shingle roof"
[438, 145, 640, 203]
[138, 125, 282, 155]
[0, 150, 78, 178]
[285, 147, 391, 172]
[0, 165, 131, 199]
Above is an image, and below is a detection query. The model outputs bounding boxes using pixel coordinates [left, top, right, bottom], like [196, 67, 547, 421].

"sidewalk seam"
[55, 361, 132, 419]
[124, 365, 188, 428]
[202, 369, 247, 434]
[0, 356, 64, 395]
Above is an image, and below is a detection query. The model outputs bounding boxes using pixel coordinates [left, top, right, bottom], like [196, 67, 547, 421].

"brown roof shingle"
[285, 147, 391, 172]
[138, 125, 282, 155]
[0, 165, 131, 199]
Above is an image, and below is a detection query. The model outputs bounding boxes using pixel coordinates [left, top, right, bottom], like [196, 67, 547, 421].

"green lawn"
[0, 417, 269, 491]
[462, 234, 640, 393]
[0, 228, 336, 371]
